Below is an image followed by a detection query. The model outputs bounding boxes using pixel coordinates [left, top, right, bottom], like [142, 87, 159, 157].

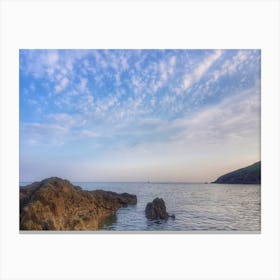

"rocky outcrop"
[213, 161, 261, 184]
[20, 177, 137, 230]
[145, 197, 174, 220]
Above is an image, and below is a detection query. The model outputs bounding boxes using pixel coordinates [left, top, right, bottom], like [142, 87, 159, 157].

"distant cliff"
[213, 161, 261, 184]
[20, 177, 137, 230]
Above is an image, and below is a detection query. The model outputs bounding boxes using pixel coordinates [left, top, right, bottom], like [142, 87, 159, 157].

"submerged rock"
[145, 197, 174, 220]
[20, 177, 137, 230]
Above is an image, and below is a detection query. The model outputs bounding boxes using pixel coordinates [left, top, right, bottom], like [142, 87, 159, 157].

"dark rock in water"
[212, 161, 261, 184]
[20, 177, 137, 230]
[169, 214, 175, 219]
[145, 197, 171, 220]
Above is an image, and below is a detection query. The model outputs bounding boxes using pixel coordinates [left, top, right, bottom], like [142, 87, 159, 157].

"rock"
[145, 197, 170, 220]
[20, 177, 137, 230]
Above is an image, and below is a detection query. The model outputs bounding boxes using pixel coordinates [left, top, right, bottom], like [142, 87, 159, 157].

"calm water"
[20, 182, 260, 231]
[74, 182, 261, 231]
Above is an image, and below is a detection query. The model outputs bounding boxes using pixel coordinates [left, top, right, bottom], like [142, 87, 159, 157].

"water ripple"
[78, 182, 261, 231]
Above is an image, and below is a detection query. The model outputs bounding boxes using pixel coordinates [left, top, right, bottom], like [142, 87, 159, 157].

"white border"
[1, 1, 279, 279]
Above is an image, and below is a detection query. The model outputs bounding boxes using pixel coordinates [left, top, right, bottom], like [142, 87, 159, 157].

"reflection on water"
[76, 182, 261, 231]
[98, 214, 117, 230]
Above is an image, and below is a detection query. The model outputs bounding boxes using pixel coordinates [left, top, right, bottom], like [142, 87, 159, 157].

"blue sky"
[20, 49, 261, 182]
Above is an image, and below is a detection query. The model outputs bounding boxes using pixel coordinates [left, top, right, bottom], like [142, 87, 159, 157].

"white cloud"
[48, 113, 84, 127]
[92, 50, 108, 69]
[21, 113, 99, 146]
[75, 94, 94, 114]
[209, 50, 250, 83]
[78, 78, 88, 92]
[172, 83, 260, 145]
[182, 76, 192, 91]
[169, 55, 176, 68]
[101, 82, 260, 181]
[100, 84, 260, 163]
[194, 50, 222, 80]
[47, 51, 59, 66]
[115, 72, 121, 86]
[150, 97, 156, 107]
[20, 50, 261, 182]
[80, 130, 99, 138]
[55, 77, 69, 93]
[179, 50, 223, 92]
[21, 122, 69, 146]
[131, 76, 145, 94]
[154, 56, 177, 92]
[120, 55, 129, 71]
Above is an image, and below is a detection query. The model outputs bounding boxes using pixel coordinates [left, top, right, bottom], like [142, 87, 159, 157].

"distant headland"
[212, 161, 261, 184]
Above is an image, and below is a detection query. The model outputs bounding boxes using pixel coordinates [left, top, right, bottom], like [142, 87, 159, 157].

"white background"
[0, 0, 279, 279]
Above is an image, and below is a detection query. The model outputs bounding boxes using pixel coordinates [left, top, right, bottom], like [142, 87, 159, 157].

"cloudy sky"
[20, 49, 260, 182]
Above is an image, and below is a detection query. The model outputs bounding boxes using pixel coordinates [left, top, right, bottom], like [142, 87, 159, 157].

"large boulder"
[145, 197, 171, 220]
[20, 177, 137, 230]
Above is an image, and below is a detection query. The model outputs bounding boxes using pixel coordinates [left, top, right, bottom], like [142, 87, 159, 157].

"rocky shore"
[20, 177, 137, 230]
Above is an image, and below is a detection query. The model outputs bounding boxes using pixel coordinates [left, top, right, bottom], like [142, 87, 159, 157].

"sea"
[20, 182, 261, 232]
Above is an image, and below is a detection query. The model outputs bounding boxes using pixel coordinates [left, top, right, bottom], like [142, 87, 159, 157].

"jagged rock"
[145, 197, 172, 220]
[20, 177, 137, 230]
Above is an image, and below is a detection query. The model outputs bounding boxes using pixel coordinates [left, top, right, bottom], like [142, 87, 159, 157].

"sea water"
[75, 182, 261, 231]
[20, 182, 260, 231]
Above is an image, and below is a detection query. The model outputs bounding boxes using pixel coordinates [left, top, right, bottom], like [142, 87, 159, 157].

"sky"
[19, 49, 261, 182]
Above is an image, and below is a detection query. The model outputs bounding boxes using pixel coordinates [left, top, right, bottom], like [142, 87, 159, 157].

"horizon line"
[20, 180, 210, 184]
